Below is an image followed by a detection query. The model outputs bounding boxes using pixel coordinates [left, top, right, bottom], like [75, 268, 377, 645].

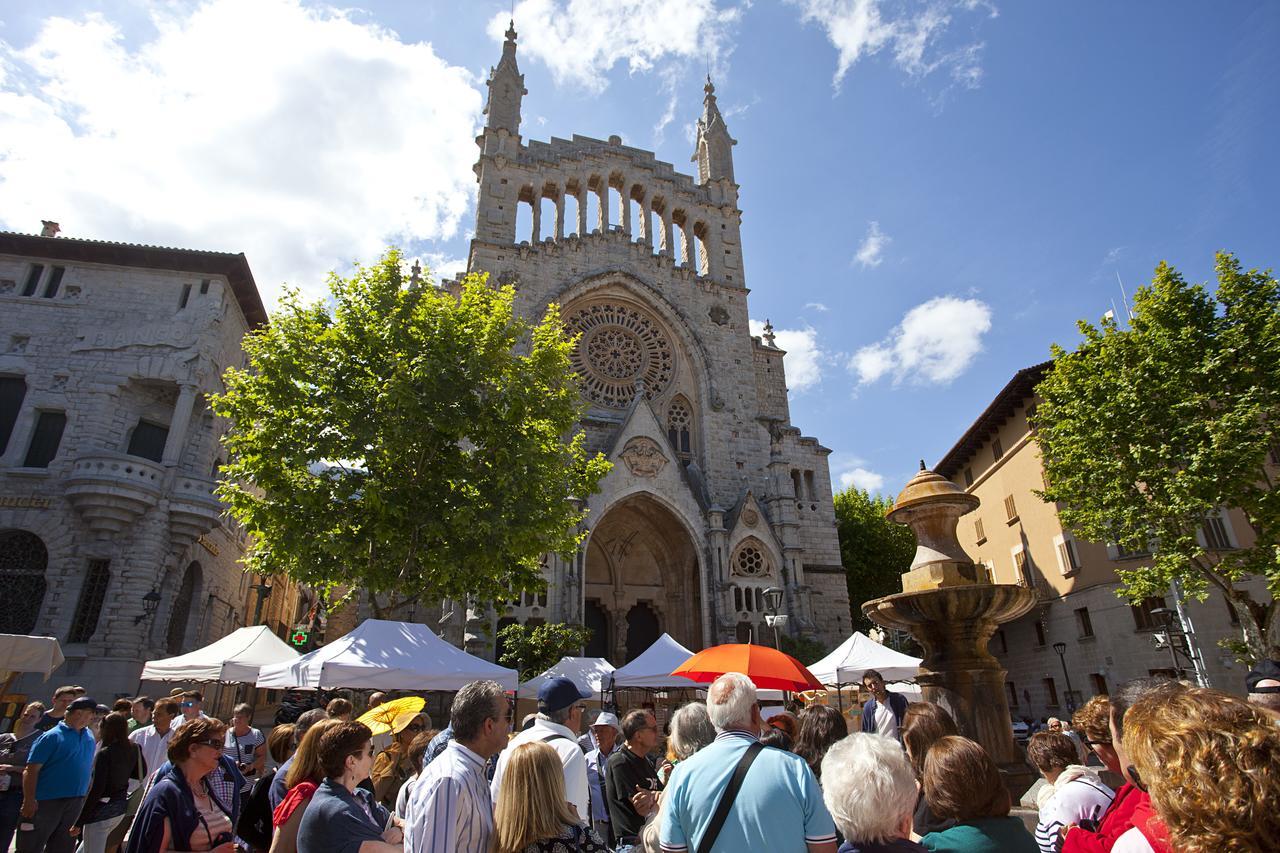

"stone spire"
[692, 75, 736, 185]
[484, 20, 526, 133]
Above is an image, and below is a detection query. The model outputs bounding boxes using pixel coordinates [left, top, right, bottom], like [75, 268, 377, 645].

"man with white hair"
[1246, 659, 1280, 718]
[659, 672, 837, 853]
[820, 733, 927, 853]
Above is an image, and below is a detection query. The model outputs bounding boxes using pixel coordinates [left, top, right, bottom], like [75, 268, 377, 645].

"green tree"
[497, 622, 594, 682]
[1034, 253, 1280, 661]
[834, 486, 917, 631]
[211, 250, 610, 615]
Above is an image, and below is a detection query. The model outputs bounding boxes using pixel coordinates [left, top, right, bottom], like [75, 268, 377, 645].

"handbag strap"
[695, 742, 763, 853]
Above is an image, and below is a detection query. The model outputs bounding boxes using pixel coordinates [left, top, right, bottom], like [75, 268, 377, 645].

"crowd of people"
[1, 659, 1277, 853]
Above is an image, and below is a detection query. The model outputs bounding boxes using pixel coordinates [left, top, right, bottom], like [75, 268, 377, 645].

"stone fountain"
[863, 463, 1037, 792]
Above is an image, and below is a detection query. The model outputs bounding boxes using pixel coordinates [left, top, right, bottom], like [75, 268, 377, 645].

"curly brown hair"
[1125, 686, 1280, 853]
[1071, 695, 1111, 745]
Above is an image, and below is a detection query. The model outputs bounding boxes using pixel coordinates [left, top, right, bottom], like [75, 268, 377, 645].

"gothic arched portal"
[585, 493, 701, 664]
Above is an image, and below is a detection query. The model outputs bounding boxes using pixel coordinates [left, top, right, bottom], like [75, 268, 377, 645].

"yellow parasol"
[356, 696, 426, 736]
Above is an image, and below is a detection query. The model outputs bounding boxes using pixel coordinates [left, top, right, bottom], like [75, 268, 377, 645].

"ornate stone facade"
[458, 27, 851, 663]
[0, 232, 301, 702]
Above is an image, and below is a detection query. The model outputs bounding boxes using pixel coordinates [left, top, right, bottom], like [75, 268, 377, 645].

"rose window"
[564, 302, 674, 408]
[733, 544, 768, 577]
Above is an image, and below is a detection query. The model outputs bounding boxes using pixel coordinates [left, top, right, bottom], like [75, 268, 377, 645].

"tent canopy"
[519, 657, 615, 697]
[256, 619, 518, 691]
[0, 634, 64, 680]
[807, 631, 921, 685]
[609, 633, 702, 690]
[140, 625, 299, 684]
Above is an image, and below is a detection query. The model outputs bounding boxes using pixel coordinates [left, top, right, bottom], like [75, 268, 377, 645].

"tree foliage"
[1034, 253, 1280, 661]
[834, 486, 917, 631]
[496, 621, 593, 682]
[211, 250, 610, 614]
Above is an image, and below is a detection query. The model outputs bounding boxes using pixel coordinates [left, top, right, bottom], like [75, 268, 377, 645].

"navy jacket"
[860, 691, 910, 734]
[126, 757, 243, 853]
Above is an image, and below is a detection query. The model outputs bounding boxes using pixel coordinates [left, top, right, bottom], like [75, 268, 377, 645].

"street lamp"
[1051, 641, 1076, 714]
[762, 587, 787, 650]
[134, 588, 162, 625]
[1149, 608, 1185, 678]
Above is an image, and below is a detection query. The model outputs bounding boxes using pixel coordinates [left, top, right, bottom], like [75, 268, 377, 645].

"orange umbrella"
[672, 643, 823, 692]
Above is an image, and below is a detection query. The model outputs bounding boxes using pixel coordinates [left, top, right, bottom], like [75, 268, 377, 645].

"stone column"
[577, 187, 588, 236]
[554, 192, 565, 241]
[620, 181, 632, 236]
[530, 189, 542, 242]
[597, 185, 608, 231]
[162, 384, 199, 467]
[639, 194, 652, 245]
[661, 208, 674, 256]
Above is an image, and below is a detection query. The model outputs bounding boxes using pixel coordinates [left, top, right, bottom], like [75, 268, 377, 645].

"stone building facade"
[449, 26, 851, 663]
[935, 363, 1270, 719]
[0, 229, 302, 704]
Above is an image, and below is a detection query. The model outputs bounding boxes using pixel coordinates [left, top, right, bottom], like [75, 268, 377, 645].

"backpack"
[236, 768, 276, 850]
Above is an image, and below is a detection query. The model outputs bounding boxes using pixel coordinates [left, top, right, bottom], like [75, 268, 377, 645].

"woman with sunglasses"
[126, 718, 237, 853]
[296, 722, 403, 853]
[371, 713, 427, 811]
[0, 701, 46, 853]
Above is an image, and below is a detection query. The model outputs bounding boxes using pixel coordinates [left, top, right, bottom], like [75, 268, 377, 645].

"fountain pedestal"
[863, 465, 1038, 794]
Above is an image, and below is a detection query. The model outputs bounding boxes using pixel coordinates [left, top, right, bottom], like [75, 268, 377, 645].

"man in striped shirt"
[405, 680, 510, 853]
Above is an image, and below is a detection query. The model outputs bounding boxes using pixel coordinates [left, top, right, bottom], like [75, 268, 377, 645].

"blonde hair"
[492, 742, 581, 853]
[1125, 686, 1280, 853]
[286, 718, 344, 790]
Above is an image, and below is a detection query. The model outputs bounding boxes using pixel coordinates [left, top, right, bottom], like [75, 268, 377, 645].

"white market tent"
[609, 633, 702, 690]
[807, 631, 922, 685]
[140, 625, 300, 684]
[0, 634, 65, 682]
[519, 656, 615, 698]
[256, 618, 518, 691]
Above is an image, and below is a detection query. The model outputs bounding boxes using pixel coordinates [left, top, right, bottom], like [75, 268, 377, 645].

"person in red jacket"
[1060, 678, 1184, 853]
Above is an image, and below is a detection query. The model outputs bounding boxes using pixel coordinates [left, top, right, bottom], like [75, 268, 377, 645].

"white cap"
[591, 711, 621, 730]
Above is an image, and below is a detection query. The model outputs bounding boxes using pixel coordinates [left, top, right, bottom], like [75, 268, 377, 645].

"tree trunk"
[1231, 590, 1279, 662]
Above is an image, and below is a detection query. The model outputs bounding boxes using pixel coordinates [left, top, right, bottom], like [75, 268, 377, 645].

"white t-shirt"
[129, 725, 175, 780]
[873, 701, 899, 739]
[1034, 774, 1115, 853]
[1111, 826, 1157, 853]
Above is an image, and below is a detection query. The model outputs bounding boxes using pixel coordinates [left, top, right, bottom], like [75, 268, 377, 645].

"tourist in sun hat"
[372, 711, 429, 809]
[491, 676, 592, 823]
[584, 710, 621, 843]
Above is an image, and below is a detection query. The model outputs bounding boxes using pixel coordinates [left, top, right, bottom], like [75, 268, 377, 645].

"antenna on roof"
[1116, 270, 1133, 322]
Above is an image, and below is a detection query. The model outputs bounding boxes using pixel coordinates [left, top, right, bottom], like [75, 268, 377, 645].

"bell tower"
[692, 76, 737, 186]
[484, 21, 525, 135]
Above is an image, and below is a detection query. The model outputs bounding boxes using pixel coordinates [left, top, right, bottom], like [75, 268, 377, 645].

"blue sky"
[2, 1, 1277, 496]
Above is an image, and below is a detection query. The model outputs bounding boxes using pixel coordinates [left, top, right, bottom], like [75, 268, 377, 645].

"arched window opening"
[607, 186, 624, 233]
[0, 530, 47, 634]
[166, 561, 200, 654]
[731, 540, 771, 579]
[514, 198, 533, 244]
[564, 191, 581, 238]
[671, 211, 688, 265]
[584, 599, 610, 660]
[540, 193, 557, 242]
[68, 559, 111, 643]
[630, 198, 645, 243]
[586, 178, 604, 232]
[733, 586, 743, 612]
[625, 602, 660, 661]
[650, 209, 667, 254]
[693, 222, 710, 275]
[667, 397, 692, 461]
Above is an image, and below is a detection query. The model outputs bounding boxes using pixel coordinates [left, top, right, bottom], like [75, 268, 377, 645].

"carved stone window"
[564, 302, 674, 408]
[0, 530, 48, 634]
[166, 561, 200, 654]
[732, 541, 770, 578]
[667, 397, 692, 459]
[68, 559, 111, 643]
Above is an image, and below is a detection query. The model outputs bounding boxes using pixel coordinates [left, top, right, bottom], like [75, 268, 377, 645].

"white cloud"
[749, 320, 825, 393]
[787, 0, 996, 92]
[840, 466, 885, 491]
[804, 302, 829, 312]
[0, 0, 482, 303]
[493, 0, 743, 95]
[849, 296, 992, 385]
[855, 220, 890, 267]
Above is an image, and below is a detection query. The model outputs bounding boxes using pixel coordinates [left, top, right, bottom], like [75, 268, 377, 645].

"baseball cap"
[537, 677, 591, 713]
[1246, 658, 1280, 693]
[68, 697, 99, 712]
[591, 711, 621, 730]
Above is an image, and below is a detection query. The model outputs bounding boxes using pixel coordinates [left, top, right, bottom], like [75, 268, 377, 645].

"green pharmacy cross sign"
[290, 630, 310, 647]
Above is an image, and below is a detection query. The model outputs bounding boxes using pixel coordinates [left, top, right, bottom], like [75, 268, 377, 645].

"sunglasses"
[403, 724, 425, 733]
[181, 702, 197, 708]
[197, 739, 224, 750]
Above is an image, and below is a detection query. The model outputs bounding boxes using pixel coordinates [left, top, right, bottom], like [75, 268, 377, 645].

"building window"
[992, 436, 1004, 462]
[0, 376, 27, 455]
[733, 586, 743, 612]
[1115, 539, 1151, 559]
[0, 530, 48, 634]
[1034, 620, 1047, 646]
[1043, 677, 1059, 707]
[23, 411, 67, 467]
[1130, 596, 1168, 632]
[199, 279, 211, 294]
[974, 518, 986, 544]
[68, 560, 111, 643]
[963, 467, 974, 487]
[1013, 548, 1035, 587]
[978, 559, 995, 583]
[1006, 682, 1018, 706]
[1004, 495, 1018, 523]
[666, 397, 692, 460]
[1202, 514, 1232, 550]
[732, 541, 770, 578]
[126, 420, 169, 463]
[791, 469, 803, 499]
[1090, 673, 1108, 696]
[21, 264, 44, 297]
[1075, 607, 1094, 638]
[1025, 403, 1038, 429]
[804, 470, 816, 502]
[42, 266, 65, 299]
[1056, 536, 1081, 575]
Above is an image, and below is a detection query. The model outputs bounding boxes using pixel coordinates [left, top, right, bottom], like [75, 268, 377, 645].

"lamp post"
[1051, 641, 1076, 714]
[1149, 608, 1185, 678]
[762, 587, 787, 650]
[134, 588, 162, 625]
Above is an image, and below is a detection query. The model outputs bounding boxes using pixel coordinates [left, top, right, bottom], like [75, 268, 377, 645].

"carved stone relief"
[619, 436, 668, 478]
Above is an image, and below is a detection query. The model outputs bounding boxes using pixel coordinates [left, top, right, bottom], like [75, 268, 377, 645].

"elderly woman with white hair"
[638, 703, 717, 853]
[821, 733, 927, 853]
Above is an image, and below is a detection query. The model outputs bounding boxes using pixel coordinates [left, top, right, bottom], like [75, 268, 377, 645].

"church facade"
[459, 26, 851, 663]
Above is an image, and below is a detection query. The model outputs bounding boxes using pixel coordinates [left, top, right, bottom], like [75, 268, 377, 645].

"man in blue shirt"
[18, 696, 98, 853]
[659, 673, 837, 853]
